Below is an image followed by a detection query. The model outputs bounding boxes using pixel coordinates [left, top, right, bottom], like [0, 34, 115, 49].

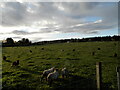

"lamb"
[41, 67, 54, 81]
[61, 68, 69, 78]
[11, 60, 19, 66]
[47, 68, 59, 86]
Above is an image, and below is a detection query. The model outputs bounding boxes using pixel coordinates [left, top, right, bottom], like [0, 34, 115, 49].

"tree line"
[2, 38, 31, 47]
[2, 35, 120, 47]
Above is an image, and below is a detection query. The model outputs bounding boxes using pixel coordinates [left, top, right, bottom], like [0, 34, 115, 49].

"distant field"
[2, 41, 120, 90]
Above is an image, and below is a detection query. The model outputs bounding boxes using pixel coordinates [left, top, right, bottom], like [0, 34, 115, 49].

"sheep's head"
[53, 68, 60, 73]
[17, 60, 19, 63]
[51, 67, 55, 70]
[55, 68, 59, 71]
[61, 67, 66, 71]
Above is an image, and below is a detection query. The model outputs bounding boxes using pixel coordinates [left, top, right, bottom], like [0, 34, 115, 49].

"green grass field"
[2, 41, 120, 90]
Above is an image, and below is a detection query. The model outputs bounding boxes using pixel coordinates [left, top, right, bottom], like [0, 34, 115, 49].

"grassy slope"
[2, 41, 120, 90]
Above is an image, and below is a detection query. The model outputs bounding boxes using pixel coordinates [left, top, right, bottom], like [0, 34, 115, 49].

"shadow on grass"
[2, 70, 116, 90]
[3, 65, 116, 90]
[2, 84, 35, 90]
[44, 74, 97, 90]
[16, 66, 40, 75]
[45, 74, 116, 90]
[4, 59, 12, 62]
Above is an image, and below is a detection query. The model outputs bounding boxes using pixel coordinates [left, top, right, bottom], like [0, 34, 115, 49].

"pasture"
[2, 41, 120, 89]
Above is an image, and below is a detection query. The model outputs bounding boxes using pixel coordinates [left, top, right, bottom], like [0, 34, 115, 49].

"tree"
[6, 38, 14, 46]
[17, 38, 31, 46]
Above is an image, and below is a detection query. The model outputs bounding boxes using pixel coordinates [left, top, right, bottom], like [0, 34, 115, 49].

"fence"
[117, 67, 120, 90]
[96, 62, 120, 90]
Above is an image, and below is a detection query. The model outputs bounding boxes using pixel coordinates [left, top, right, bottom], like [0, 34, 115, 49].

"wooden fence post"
[96, 62, 102, 90]
[117, 67, 120, 90]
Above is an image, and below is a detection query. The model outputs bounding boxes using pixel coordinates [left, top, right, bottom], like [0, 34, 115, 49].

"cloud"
[12, 30, 30, 35]
[12, 36, 21, 39]
[12, 36, 22, 40]
[29, 37, 43, 42]
[0, 2, 118, 41]
[0, 30, 32, 35]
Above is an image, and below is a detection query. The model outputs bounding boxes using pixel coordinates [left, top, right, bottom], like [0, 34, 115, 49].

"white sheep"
[47, 68, 59, 86]
[41, 67, 54, 81]
[61, 68, 69, 78]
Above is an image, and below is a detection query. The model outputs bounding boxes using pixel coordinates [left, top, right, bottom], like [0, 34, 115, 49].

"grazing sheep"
[3, 56, 6, 60]
[67, 41, 70, 43]
[56, 58, 61, 60]
[61, 68, 69, 79]
[47, 68, 59, 86]
[30, 50, 32, 53]
[97, 48, 101, 50]
[92, 52, 95, 56]
[41, 67, 54, 81]
[11, 60, 19, 66]
[114, 53, 117, 57]
[72, 49, 75, 51]
[41, 48, 44, 50]
[61, 49, 64, 52]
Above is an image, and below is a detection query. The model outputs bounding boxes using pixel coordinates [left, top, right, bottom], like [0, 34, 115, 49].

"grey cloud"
[0, 29, 54, 35]
[12, 30, 30, 35]
[84, 30, 99, 34]
[12, 36, 21, 38]
[2, 2, 28, 26]
[12, 29, 53, 35]
[0, 33, 4, 35]
[12, 36, 22, 39]
[1, 2, 118, 35]
[39, 29, 52, 33]
[31, 37, 43, 42]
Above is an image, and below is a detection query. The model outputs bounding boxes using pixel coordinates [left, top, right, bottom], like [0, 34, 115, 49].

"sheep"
[97, 48, 101, 50]
[67, 41, 70, 43]
[47, 68, 59, 86]
[92, 52, 95, 56]
[3, 56, 6, 61]
[114, 53, 117, 57]
[41, 48, 44, 50]
[72, 49, 75, 51]
[61, 49, 64, 52]
[41, 67, 54, 81]
[61, 68, 69, 79]
[11, 60, 19, 66]
[30, 50, 32, 53]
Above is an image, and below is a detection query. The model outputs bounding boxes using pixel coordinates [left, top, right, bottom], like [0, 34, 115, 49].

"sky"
[0, 1, 118, 42]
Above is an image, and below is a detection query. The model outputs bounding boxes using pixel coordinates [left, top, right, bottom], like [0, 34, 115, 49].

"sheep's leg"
[41, 76, 44, 82]
[66, 75, 68, 78]
[49, 80, 52, 87]
[11, 64, 14, 67]
[48, 79, 52, 87]
[45, 77, 47, 81]
[62, 75, 64, 79]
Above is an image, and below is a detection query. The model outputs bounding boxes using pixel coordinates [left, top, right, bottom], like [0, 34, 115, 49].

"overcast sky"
[0, 2, 118, 42]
